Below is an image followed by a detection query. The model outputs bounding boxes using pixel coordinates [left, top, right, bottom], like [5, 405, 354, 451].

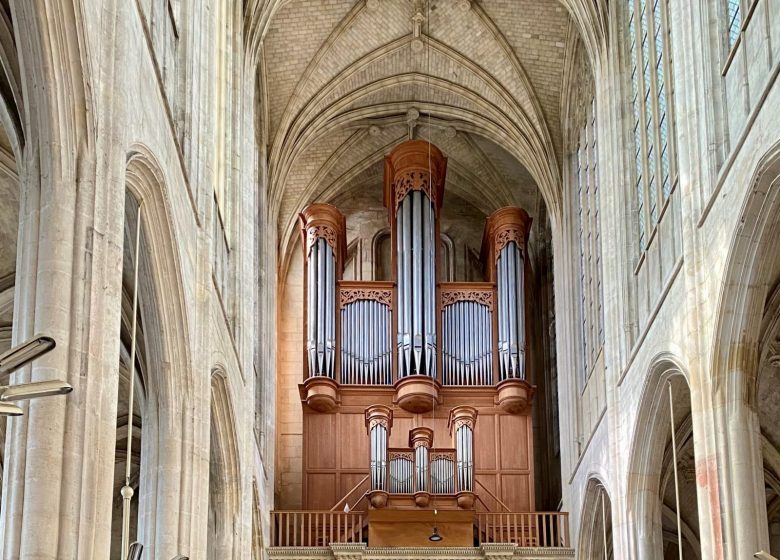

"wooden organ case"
[297, 140, 536, 546]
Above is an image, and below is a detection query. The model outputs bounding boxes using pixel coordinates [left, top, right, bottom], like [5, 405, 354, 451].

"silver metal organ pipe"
[307, 242, 317, 376]
[326, 242, 335, 375]
[316, 238, 326, 374]
[498, 250, 509, 379]
[411, 192, 423, 373]
[516, 248, 526, 378]
[425, 200, 436, 377]
[495, 242, 526, 380]
[508, 243, 519, 376]
[402, 196, 412, 376]
[370, 426, 376, 489]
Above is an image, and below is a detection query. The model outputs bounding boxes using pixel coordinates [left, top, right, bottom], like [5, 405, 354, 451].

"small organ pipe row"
[340, 300, 392, 385]
[455, 424, 474, 492]
[430, 457, 455, 494]
[397, 191, 437, 378]
[442, 300, 494, 385]
[415, 445, 429, 493]
[389, 456, 414, 494]
[497, 241, 525, 380]
[307, 237, 336, 378]
[370, 424, 388, 491]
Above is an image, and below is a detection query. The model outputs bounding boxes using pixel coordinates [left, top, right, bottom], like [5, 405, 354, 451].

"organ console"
[295, 139, 540, 546]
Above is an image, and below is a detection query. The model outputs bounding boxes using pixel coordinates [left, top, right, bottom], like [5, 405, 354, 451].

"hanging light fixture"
[429, 508, 442, 542]
[428, 526, 442, 542]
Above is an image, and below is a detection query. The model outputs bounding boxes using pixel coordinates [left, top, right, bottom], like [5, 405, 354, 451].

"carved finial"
[411, 0, 426, 52]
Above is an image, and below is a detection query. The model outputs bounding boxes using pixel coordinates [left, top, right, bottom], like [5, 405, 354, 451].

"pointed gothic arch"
[578, 477, 614, 559]
[625, 356, 701, 559]
[208, 366, 242, 560]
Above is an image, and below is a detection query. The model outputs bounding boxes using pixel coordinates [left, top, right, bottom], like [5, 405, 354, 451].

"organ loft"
[275, 140, 569, 548]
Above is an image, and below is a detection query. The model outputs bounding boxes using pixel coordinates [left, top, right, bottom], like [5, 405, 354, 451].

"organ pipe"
[441, 297, 494, 385]
[396, 191, 437, 377]
[365, 406, 393, 492]
[384, 141, 447, 380]
[449, 406, 478, 494]
[340, 295, 392, 385]
[299, 204, 346, 380]
[482, 208, 532, 383]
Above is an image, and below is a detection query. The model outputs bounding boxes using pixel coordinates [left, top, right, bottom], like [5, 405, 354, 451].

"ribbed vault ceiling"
[256, 0, 598, 261]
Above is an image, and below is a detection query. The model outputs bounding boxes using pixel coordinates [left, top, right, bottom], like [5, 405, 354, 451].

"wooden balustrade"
[476, 512, 570, 548]
[270, 510, 570, 549]
[271, 511, 365, 547]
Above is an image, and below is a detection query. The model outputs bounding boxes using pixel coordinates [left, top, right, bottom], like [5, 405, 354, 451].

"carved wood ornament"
[441, 289, 494, 311]
[393, 170, 436, 210]
[307, 224, 338, 253]
[339, 288, 393, 308]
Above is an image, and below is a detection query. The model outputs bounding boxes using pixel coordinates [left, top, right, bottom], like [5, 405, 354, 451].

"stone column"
[0, 3, 125, 558]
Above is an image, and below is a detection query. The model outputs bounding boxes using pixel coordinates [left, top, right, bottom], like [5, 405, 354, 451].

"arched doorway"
[208, 369, 241, 560]
[579, 478, 614, 559]
[627, 364, 701, 559]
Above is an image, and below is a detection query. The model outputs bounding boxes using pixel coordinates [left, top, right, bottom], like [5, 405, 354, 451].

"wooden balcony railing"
[476, 512, 570, 548]
[270, 511, 570, 549]
[271, 511, 365, 547]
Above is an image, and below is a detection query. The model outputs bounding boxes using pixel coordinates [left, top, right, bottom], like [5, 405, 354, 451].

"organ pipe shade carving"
[299, 204, 346, 380]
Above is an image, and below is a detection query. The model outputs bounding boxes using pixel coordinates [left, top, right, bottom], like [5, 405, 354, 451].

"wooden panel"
[499, 414, 529, 470]
[302, 386, 537, 513]
[500, 473, 531, 512]
[307, 473, 337, 510]
[339, 412, 369, 469]
[307, 413, 337, 469]
[368, 509, 474, 547]
[475, 473, 499, 511]
[474, 413, 497, 470]
[339, 472, 368, 504]
[389, 416, 413, 448]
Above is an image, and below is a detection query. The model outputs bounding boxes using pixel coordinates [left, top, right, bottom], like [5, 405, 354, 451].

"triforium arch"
[708, 140, 780, 558]
[625, 356, 701, 559]
[123, 147, 206, 559]
[578, 477, 614, 560]
[208, 366, 242, 560]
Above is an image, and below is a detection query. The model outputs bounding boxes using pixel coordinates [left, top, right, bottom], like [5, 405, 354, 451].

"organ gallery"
[277, 140, 567, 548]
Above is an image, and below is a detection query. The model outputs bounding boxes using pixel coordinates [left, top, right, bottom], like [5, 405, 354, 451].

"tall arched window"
[575, 97, 604, 383]
[726, 0, 742, 50]
[626, 0, 677, 251]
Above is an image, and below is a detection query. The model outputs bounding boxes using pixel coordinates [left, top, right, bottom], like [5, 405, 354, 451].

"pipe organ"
[484, 208, 529, 381]
[298, 140, 538, 530]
